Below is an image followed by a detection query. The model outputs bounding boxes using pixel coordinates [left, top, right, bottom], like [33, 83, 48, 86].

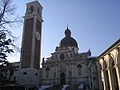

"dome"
[59, 27, 78, 48]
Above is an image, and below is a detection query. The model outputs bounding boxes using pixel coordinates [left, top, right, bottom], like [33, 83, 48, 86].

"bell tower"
[17, 1, 43, 88]
[21, 1, 43, 69]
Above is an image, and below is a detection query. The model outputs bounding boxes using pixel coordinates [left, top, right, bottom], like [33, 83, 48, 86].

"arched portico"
[98, 44, 120, 90]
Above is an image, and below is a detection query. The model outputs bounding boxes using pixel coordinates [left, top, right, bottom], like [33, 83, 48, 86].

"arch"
[46, 67, 50, 71]
[108, 54, 115, 67]
[77, 64, 82, 76]
[97, 62, 104, 90]
[101, 58, 110, 90]
[111, 59, 119, 89]
[103, 58, 107, 69]
[45, 67, 50, 78]
[116, 48, 120, 64]
[104, 62, 110, 90]
[97, 62, 102, 70]
[107, 54, 119, 90]
[60, 72, 65, 85]
[77, 64, 82, 68]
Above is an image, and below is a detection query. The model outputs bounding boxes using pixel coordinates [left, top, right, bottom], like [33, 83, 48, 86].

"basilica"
[41, 27, 98, 90]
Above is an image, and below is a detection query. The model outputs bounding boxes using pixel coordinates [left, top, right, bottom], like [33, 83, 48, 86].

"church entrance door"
[60, 72, 65, 85]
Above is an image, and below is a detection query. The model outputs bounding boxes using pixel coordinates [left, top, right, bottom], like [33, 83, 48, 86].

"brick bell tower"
[17, 1, 43, 88]
[21, 1, 43, 69]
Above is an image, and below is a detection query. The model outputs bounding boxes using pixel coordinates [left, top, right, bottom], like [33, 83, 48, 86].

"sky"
[7, 0, 120, 63]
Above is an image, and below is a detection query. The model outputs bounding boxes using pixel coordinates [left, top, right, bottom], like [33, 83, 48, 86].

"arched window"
[68, 71, 72, 77]
[30, 6, 33, 13]
[54, 72, 56, 78]
[66, 54, 68, 57]
[37, 7, 39, 14]
[46, 68, 50, 78]
[55, 55, 57, 58]
[77, 64, 82, 76]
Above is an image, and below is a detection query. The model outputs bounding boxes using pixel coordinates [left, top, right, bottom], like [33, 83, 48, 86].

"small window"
[35, 73, 38, 76]
[28, 6, 33, 14]
[54, 72, 56, 78]
[66, 54, 68, 57]
[37, 7, 39, 14]
[72, 48, 74, 51]
[23, 72, 27, 75]
[46, 68, 50, 71]
[77, 64, 82, 76]
[60, 54, 65, 60]
[68, 71, 72, 77]
[55, 55, 57, 58]
[46, 68, 50, 78]
[30, 6, 33, 13]
[46, 71, 49, 78]
[93, 77, 96, 80]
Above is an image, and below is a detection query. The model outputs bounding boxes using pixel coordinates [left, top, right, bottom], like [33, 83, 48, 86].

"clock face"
[36, 31, 40, 40]
[60, 54, 65, 60]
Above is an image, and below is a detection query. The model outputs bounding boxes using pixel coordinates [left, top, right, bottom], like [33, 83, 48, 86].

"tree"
[0, 0, 21, 86]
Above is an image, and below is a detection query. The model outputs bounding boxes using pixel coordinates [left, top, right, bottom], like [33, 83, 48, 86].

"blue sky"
[8, 0, 120, 63]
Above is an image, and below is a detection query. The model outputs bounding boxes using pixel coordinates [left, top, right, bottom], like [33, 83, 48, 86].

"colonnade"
[98, 47, 120, 90]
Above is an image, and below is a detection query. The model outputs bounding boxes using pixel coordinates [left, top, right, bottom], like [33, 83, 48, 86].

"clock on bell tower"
[20, 1, 43, 69]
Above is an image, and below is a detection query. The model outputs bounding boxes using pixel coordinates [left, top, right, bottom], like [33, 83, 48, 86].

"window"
[68, 71, 72, 77]
[35, 73, 38, 76]
[66, 54, 68, 57]
[54, 72, 56, 78]
[46, 71, 49, 78]
[31, 6, 33, 12]
[72, 48, 74, 51]
[93, 77, 96, 80]
[46, 68, 50, 78]
[77, 64, 82, 76]
[23, 72, 27, 75]
[28, 6, 33, 14]
[37, 7, 39, 14]
[78, 68, 81, 76]
[55, 55, 57, 58]
[60, 54, 65, 60]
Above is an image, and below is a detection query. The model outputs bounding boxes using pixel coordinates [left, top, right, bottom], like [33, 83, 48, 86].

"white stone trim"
[31, 16, 37, 68]
[20, 18, 26, 69]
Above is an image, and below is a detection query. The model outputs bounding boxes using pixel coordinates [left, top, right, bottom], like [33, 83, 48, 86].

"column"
[115, 64, 120, 90]
[107, 66, 116, 90]
[98, 69, 103, 90]
[101, 69, 109, 90]
[97, 62, 103, 90]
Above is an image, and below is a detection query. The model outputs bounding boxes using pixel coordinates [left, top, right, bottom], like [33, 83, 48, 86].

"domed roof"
[59, 27, 78, 48]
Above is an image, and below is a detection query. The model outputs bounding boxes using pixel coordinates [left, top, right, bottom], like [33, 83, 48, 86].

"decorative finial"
[65, 25, 71, 37]
[87, 49, 91, 56]
[67, 25, 68, 29]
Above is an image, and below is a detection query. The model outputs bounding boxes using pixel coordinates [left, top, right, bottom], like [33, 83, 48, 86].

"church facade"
[41, 27, 99, 89]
